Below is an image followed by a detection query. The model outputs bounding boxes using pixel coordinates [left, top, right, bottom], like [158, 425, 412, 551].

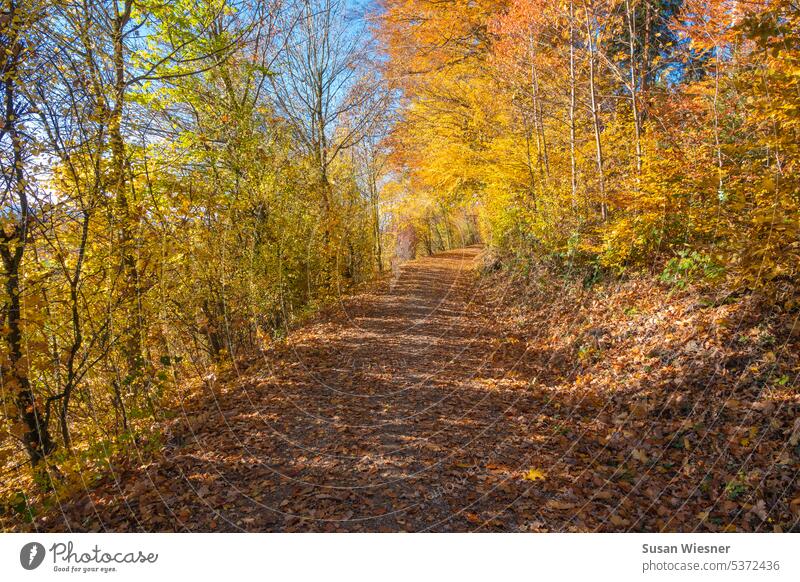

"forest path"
[49, 246, 587, 532]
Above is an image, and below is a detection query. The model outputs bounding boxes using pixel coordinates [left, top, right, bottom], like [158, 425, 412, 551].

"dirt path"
[41, 247, 608, 532]
[32, 246, 800, 533]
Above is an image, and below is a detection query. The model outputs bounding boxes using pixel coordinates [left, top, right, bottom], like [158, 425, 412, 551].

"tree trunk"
[625, 0, 643, 179]
[369, 168, 383, 272]
[528, 33, 549, 182]
[568, 0, 579, 210]
[1, 5, 56, 465]
[584, 0, 607, 220]
[109, 1, 144, 382]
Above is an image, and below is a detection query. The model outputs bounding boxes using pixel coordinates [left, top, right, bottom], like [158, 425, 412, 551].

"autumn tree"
[1, 0, 57, 466]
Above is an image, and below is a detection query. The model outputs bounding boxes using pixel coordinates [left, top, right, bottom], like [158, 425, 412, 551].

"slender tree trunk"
[59, 210, 90, 450]
[109, 1, 144, 382]
[524, 125, 539, 211]
[369, 168, 383, 272]
[712, 47, 725, 199]
[1, 4, 56, 465]
[642, 0, 652, 100]
[528, 33, 549, 181]
[3, 256, 56, 466]
[584, 0, 607, 220]
[568, 0, 579, 210]
[625, 0, 643, 179]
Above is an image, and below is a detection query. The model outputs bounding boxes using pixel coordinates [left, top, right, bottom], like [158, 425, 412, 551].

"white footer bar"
[1, 533, 796, 581]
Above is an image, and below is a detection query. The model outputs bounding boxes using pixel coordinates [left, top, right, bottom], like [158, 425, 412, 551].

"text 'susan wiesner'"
[643, 544, 731, 554]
